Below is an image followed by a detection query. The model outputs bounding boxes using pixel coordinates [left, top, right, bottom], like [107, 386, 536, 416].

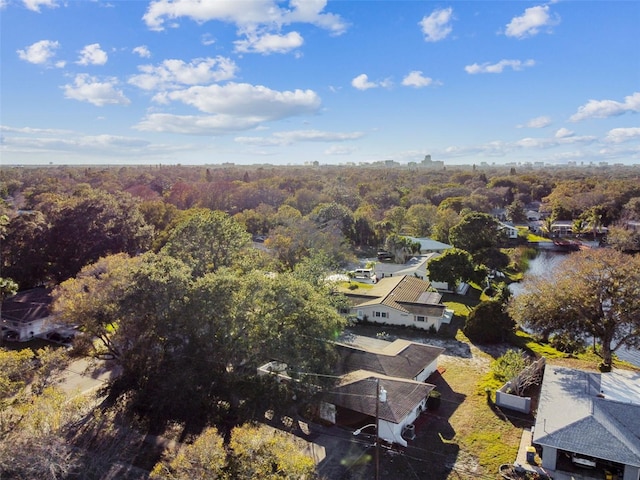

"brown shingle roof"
[324, 372, 434, 423]
[348, 276, 445, 315]
[335, 340, 445, 380]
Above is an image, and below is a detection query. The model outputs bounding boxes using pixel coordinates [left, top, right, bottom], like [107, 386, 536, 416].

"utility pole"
[375, 377, 380, 480]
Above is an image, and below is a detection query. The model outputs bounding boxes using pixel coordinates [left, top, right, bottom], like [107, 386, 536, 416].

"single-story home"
[344, 275, 454, 332]
[1, 287, 55, 341]
[498, 221, 520, 239]
[335, 338, 444, 383]
[322, 370, 434, 447]
[533, 365, 640, 480]
[373, 254, 452, 292]
[403, 237, 453, 255]
[258, 336, 445, 447]
[323, 337, 445, 446]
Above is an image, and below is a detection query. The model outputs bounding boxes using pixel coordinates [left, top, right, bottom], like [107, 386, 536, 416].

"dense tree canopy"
[53, 252, 345, 425]
[508, 249, 640, 367]
[161, 209, 251, 276]
[427, 248, 481, 291]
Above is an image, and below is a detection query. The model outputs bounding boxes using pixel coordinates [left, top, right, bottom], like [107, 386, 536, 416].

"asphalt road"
[58, 357, 121, 397]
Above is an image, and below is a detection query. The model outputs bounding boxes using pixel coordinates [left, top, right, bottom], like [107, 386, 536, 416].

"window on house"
[374, 311, 381, 317]
[416, 316, 425, 322]
[381, 312, 388, 318]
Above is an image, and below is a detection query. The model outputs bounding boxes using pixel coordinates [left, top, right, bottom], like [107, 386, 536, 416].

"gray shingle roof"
[1, 288, 52, 324]
[533, 366, 640, 467]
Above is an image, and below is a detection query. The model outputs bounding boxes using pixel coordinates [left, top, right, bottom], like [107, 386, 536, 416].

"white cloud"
[235, 31, 303, 54]
[465, 59, 535, 74]
[23, 0, 57, 12]
[142, 0, 347, 35]
[201, 33, 216, 46]
[62, 74, 130, 106]
[17, 39, 60, 65]
[325, 145, 356, 155]
[419, 7, 453, 42]
[516, 133, 595, 149]
[554, 128, 574, 138]
[518, 116, 551, 128]
[401, 71, 434, 88]
[351, 74, 376, 90]
[605, 127, 640, 143]
[505, 5, 559, 39]
[156, 82, 320, 116]
[77, 43, 108, 66]
[136, 82, 321, 134]
[129, 57, 237, 90]
[134, 113, 266, 134]
[133, 45, 151, 58]
[235, 129, 364, 146]
[0, 125, 73, 135]
[351, 73, 391, 91]
[570, 92, 640, 122]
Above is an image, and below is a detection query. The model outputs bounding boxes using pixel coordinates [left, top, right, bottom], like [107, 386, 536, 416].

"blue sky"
[1, 0, 639, 166]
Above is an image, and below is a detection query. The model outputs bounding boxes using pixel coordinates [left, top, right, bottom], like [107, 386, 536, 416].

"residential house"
[344, 275, 454, 332]
[324, 337, 444, 446]
[403, 237, 453, 255]
[258, 336, 445, 448]
[498, 221, 519, 239]
[533, 365, 640, 480]
[1, 288, 55, 341]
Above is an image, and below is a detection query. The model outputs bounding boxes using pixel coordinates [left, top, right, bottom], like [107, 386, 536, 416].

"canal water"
[510, 249, 640, 367]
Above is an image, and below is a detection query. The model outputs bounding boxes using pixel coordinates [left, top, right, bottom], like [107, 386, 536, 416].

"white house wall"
[4, 315, 52, 341]
[414, 359, 439, 382]
[379, 398, 427, 447]
[356, 305, 443, 331]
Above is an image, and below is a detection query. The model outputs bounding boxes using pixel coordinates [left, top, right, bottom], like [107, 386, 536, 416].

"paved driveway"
[57, 357, 121, 396]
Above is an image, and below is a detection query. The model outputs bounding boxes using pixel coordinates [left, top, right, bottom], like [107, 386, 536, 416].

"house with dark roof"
[344, 275, 454, 332]
[321, 337, 444, 447]
[533, 365, 640, 480]
[258, 336, 445, 447]
[1, 288, 55, 341]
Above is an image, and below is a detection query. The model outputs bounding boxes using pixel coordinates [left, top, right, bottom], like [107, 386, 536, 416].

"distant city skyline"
[1, 1, 639, 166]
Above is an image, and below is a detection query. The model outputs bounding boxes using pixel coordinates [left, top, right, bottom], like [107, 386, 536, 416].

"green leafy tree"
[427, 248, 478, 291]
[508, 249, 640, 367]
[161, 209, 251, 276]
[309, 202, 355, 242]
[1, 211, 49, 288]
[44, 189, 153, 282]
[382, 206, 407, 234]
[266, 219, 353, 270]
[505, 200, 527, 223]
[383, 234, 420, 263]
[52, 253, 141, 359]
[431, 207, 460, 244]
[405, 203, 438, 237]
[449, 212, 501, 255]
[463, 299, 515, 344]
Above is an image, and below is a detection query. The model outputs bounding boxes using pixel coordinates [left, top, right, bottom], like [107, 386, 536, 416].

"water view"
[512, 249, 640, 367]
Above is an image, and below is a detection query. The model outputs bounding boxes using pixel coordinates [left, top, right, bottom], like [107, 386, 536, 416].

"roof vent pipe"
[379, 387, 387, 403]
